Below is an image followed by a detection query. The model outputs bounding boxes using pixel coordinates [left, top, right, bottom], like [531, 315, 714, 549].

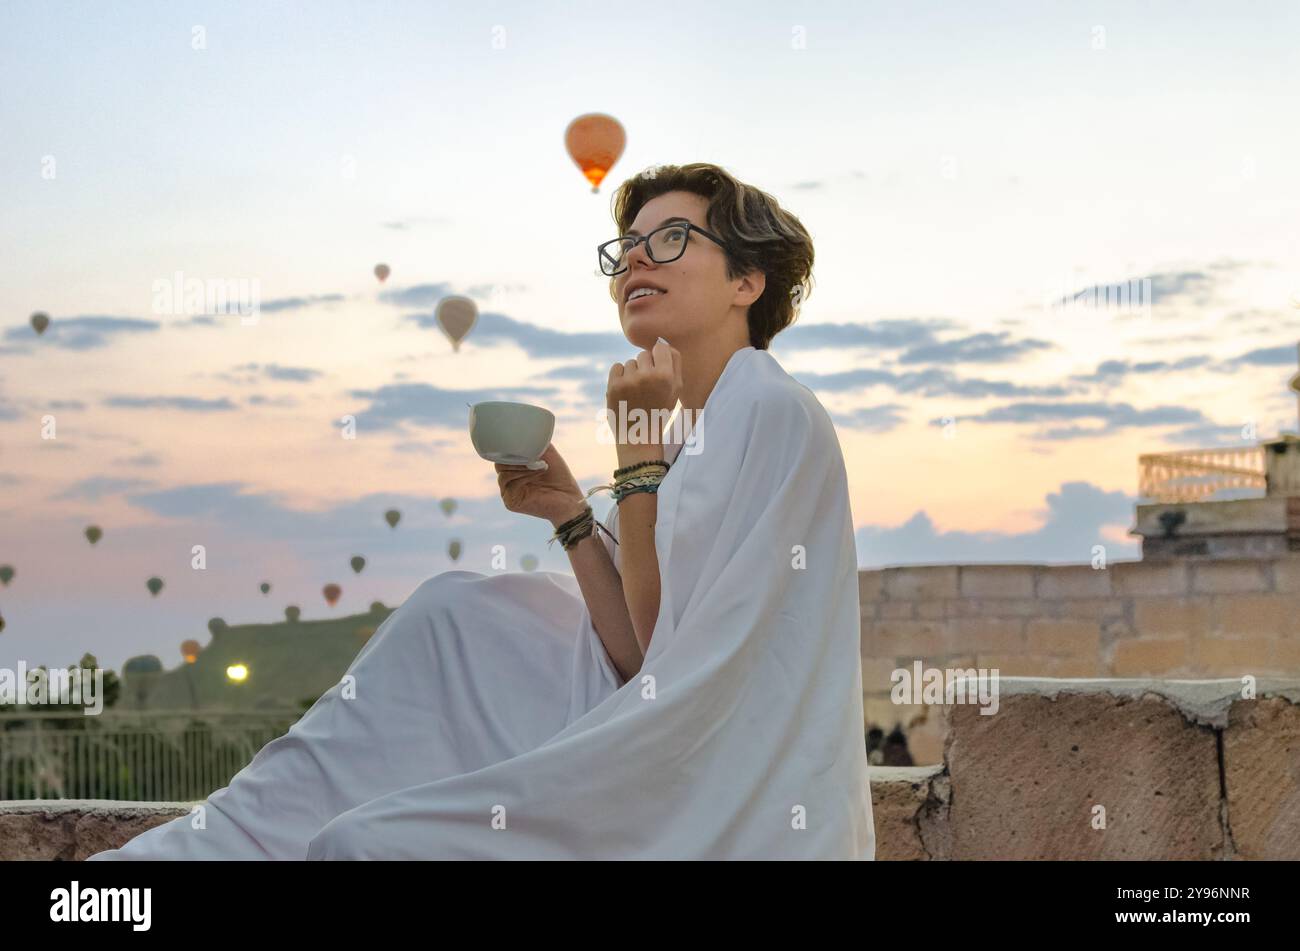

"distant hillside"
[127, 605, 396, 712]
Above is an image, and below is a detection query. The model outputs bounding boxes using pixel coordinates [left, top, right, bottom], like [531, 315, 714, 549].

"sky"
[2, 0, 1298, 673]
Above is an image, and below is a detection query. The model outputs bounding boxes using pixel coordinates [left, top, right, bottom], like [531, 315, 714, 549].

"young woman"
[89, 163, 875, 861]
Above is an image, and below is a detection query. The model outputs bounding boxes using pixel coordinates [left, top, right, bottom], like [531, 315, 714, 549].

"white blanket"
[88, 346, 875, 860]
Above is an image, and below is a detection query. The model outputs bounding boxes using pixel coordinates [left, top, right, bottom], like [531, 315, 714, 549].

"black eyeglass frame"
[597, 222, 730, 276]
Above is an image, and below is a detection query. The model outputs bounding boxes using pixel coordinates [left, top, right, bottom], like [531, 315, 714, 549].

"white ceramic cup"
[469, 401, 555, 468]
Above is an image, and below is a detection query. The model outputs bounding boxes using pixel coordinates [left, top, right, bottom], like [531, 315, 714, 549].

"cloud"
[258, 294, 346, 314]
[342, 380, 559, 432]
[45, 400, 87, 410]
[855, 480, 1138, 567]
[379, 283, 455, 307]
[103, 395, 238, 412]
[827, 403, 909, 432]
[1225, 343, 1299, 368]
[406, 311, 629, 362]
[776, 318, 957, 352]
[1054, 259, 1251, 315]
[0, 473, 22, 485]
[940, 400, 1207, 429]
[52, 476, 153, 501]
[463, 282, 528, 299]
[113, 453, 162, 467]
[1070, 354, 1215, 384]
[899, 331, 1054, 365]
[933, 399, 1227, 442]
[246, 394, 299, 407]
[225, 362, 324, 383]
[795, 365, 1074, 399]
[2, 315, 160, 351]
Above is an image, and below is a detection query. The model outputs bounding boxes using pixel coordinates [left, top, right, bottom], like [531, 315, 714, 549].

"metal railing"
[1138, 447, 1266, 503]
[0, 710, 299, 801]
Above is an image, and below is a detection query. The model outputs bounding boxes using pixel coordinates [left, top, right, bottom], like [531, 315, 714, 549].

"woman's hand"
[607, 338, 682, 463]
[495, 443, 588, 527]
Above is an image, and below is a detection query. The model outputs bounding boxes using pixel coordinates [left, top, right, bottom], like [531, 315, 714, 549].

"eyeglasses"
[597, 221, 729, 276]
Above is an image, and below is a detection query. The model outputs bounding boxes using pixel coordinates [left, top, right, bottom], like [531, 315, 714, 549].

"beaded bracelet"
[613, 458, 671, 479]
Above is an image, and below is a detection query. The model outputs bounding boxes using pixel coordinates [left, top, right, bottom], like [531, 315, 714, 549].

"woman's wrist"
[550, 497, 590, 529]
[615, 442, 665, 469]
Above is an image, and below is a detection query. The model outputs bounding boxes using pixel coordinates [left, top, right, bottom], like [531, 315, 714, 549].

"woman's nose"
[625, 238, 654, 269]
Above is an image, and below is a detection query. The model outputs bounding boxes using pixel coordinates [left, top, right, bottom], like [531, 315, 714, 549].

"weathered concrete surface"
[1, 679, 1295, 859]
[940, 677, 1300, 859]
[0, 800, 192, 861]
[866, 765, 947, 860]
[1222, 697, 1300, 859]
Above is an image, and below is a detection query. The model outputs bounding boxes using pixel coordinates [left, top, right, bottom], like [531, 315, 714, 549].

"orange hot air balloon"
[181, 639, 201, 663]
[323, 583, 342, 607]
[374, 263, 390, 283]
[565, 113, 626, 193]
[435, 296, 477, 352]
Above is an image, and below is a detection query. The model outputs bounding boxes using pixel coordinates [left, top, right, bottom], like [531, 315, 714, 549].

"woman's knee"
[405, 571, 483, 618]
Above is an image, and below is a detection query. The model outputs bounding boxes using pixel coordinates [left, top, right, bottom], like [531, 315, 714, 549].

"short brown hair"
[608, 163, 814, 350]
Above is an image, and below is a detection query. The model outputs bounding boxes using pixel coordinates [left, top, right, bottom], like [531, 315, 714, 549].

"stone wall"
[859, 557, 1300, 763]
[4, 678, 1296, 860]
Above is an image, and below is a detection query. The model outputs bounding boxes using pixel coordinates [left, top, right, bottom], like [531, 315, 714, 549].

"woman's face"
[613, 191, 749, 351]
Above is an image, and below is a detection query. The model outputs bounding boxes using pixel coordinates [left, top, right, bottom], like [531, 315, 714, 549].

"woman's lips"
[627, 291, 666, 307]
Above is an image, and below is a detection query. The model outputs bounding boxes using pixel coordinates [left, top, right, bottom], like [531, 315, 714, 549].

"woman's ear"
[735, 268, 766, 307]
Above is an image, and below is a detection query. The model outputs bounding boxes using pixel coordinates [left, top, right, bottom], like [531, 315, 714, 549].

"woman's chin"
[622, 315, 668, 350]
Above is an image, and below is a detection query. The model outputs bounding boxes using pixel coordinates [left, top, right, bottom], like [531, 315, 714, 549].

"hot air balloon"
[124, 655, 162, 675]
[0, 565, 13, 586]
[521, 554, 539, 572]
[439, 498, 457, 518]
[369, 600, 386, 614]
[146, 576, 164, 597]
[84, 525, 102, 545]
[30, 312, 50, 335]
[448, 539, 462, 562]
[435, 296, 477, 352]
[285, 605, 301, 623]
[323, 583, 342, 607]
[384, 509, 401, 529]
[350, 555, 366, 574]
[181, 639, 201, 663]
[374, 263, 390, 283]
[0, 613, 5, 635]
[564, 113, 626, 193]
[207, 617, 227, 636]
[260, 581, 271, 595]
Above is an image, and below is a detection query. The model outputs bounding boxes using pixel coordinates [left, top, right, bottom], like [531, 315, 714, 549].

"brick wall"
[859, 557, 1300, 763]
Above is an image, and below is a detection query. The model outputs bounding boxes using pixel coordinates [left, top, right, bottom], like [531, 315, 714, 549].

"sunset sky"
[2, 0, 1299, 673]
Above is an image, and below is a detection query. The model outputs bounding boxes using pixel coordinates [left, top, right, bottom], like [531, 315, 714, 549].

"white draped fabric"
[88, 345, 874, 860]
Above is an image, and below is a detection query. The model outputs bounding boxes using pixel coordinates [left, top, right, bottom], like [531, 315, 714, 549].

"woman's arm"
[551, 501, 643, 685]
[610, 444, 664, 657]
